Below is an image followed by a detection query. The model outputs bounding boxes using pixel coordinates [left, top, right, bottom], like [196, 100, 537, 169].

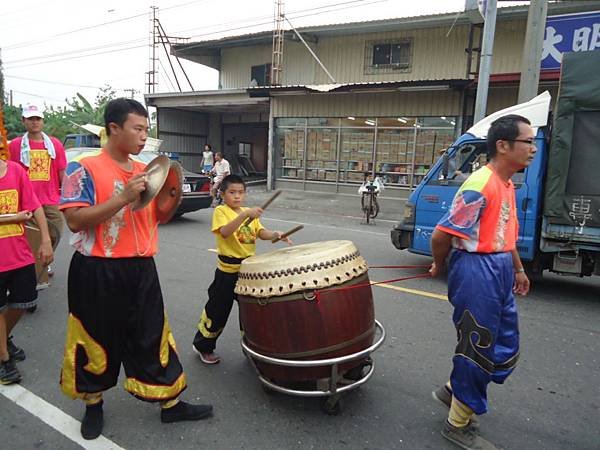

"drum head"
[156, 161, 183, 224]
[131, 155, 171, 212]
[235, 240, 368, 298]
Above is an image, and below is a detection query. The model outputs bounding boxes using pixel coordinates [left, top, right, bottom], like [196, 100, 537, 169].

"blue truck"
[62, 133, 101, 149]
[391, 51, 600, 279]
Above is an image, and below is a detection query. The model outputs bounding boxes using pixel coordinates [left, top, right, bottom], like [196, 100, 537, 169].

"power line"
[183, 0, 391, 49]
[159, 60, 178, 92]
[10, 89, 66, 103]
[183, 0, 389, 39]
[4, 75, 106, 89]
[5, 45, 147, 70]
[4, 37, 145, 65]
[174, 0, 376, 36]
[3, 12, 148, 51]
[3, 0, 211, 51]
[5, 0, 390, 70]
[4, 0, 387, 58]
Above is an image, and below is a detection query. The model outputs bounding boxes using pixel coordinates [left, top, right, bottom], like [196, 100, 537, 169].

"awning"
[247, 79, 470, 97]
[145, 89, 270, 113]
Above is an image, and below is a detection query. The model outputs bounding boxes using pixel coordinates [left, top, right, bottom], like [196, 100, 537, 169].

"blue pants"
[448, 250, 520, 415]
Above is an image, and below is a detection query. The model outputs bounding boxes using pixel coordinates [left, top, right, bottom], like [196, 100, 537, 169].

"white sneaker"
[36, 282, 50, 291]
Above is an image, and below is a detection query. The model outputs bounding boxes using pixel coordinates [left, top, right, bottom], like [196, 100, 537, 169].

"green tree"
[4, 104, 25, 139]
[3, 85, 119, 141]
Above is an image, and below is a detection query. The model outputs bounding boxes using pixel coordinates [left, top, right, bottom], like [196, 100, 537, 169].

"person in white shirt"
[200, 144, 214, 173]
[211, 152, 231, 204]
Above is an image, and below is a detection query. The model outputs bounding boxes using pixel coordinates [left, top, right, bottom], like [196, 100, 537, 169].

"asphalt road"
[1, 203, 599, 450]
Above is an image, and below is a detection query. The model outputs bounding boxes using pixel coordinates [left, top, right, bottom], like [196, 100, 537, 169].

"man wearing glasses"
[429, 115, 533, 450]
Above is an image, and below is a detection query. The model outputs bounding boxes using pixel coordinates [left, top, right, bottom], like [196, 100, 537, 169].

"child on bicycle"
[210, 152, 230, 207]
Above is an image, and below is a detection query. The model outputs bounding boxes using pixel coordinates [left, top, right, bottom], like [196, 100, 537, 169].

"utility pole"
[155, 20, 193, 91]
[124, 88, 138, 99]
[473, 0, 497, 123]
[146, 6, 159, 94]
[271, 0, 285, 86]
[518, 0, 548, 103]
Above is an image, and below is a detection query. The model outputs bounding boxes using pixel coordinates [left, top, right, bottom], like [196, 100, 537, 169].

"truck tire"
[523, 261, 543, 283]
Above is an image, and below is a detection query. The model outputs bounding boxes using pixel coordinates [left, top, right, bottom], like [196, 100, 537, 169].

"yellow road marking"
[207, 248, 217, 253]
[375, 283, 448, 301]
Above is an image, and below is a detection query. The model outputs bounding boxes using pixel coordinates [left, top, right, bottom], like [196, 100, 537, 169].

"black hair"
[486, 114, 531, 159]
[205, 143, 212, 150]
[220, 174, 245, 192]
[104, 98, 148, 136]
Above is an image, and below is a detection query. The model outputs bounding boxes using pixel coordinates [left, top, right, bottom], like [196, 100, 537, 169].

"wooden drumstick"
[243, 190, 282, 226]
[272, 225, 303, 243]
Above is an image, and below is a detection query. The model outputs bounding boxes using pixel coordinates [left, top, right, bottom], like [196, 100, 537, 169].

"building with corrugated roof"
[145, 1, 600, 196]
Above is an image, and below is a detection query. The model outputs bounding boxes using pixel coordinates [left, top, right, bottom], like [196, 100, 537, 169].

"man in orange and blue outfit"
[430, 114, 532, 450]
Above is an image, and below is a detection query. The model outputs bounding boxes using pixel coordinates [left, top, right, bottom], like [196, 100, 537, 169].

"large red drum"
[236, 240, 374, 381]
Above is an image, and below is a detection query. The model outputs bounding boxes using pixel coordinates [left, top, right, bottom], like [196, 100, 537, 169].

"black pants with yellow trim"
[60, 252, 186, 402]
[193, 268, 239, 353]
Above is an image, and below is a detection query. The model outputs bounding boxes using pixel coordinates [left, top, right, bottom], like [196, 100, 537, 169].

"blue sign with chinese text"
[542, 11, 600, 70]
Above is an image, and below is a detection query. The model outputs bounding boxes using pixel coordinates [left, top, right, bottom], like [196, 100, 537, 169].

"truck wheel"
[523, 261, 543, 283]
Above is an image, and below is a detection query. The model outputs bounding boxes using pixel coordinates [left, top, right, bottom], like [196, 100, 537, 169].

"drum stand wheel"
[321, 393, 343, 415]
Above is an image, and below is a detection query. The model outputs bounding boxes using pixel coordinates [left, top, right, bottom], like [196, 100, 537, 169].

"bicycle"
[358, 174, 384, 224]
[204, 170, 223, 207]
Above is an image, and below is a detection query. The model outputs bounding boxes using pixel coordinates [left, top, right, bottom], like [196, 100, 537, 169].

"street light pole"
[473, 0, 498, 123]
[518, 0, 548, 103]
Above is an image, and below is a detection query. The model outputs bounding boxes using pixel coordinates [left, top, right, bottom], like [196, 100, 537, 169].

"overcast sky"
[0, 0, 521, 110]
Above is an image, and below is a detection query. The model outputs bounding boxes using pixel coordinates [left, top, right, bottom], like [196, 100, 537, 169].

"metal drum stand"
[242, 320, 386, 415]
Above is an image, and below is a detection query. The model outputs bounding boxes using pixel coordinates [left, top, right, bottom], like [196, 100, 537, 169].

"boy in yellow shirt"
[192, 174, 291, 364]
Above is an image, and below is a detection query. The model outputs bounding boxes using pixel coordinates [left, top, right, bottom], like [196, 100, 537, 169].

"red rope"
[314, 272, 431, 302]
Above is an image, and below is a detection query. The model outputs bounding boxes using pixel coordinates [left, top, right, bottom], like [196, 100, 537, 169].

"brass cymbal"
[131, 155, 171, 211]
[156, 161, 184, 224]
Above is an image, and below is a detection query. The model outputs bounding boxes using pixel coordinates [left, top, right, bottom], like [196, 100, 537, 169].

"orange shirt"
[436, 165, 518, 253]
[60, 150, 158, 258]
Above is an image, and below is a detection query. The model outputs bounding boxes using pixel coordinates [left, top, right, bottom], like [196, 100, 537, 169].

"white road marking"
[0, 384, 125, 450]
[262, 217, 388, 237]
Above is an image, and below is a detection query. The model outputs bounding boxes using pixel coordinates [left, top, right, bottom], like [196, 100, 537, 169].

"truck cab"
[392, 129, 546, 265]
[392, 52, 600, 280]
[63, 133, 101, 149]
[393, 90, 551, 258]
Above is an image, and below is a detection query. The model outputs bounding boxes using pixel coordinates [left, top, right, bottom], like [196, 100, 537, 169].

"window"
[238, 142, 252, 157]
[365, 39, 412, 74]
[250, 63, 271, 86]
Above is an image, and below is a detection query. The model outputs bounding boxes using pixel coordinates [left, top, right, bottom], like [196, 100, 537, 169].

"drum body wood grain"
[236, 241, 374, 381]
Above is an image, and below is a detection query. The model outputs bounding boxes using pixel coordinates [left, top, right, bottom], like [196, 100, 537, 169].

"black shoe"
[441, 421, 497, 450]
[0, 359, 22, 385]
[27, 305, 37, 313]
[7, 336, 25, 362]
[160, 401, 213, 423]
[81, 401, 104, 440]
